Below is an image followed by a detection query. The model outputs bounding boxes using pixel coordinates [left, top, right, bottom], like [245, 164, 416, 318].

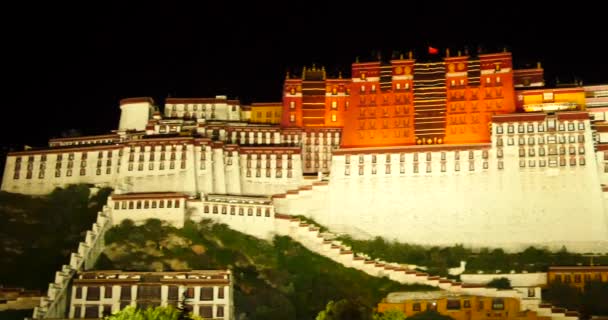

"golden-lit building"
[547, 266, 608, 290]
[516, 87, 586, 113]
[250, 102, 283, 124]
[377, 292, 549, 320]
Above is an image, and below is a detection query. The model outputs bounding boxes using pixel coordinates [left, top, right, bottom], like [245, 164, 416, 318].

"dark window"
[104, 286, 112, 299]
[554, 274, 562, 282]
[218, 286, 224, 299]
[120, 285, 132, 301]
[565, 275, 572, 283]
[138, 285, 161, 300]
[200, 306, 213, 318]
[168, 286, 179, 301]
[217, 305, 224, 317]
[102, 305, 112, 317]
[447, 299, 461, 310]
[574, 274, 582, 283]
[87, 286, 100, 301]
[413, 303, 421, 311]
[200, 287, 213, 300]
[74, 306, 81, 318]
[75, 286, 83, 299]
[84, 305, 98, 318]
[464, 300, 471, 308]
[492, 298, 505, 310]
[186, 287, 194, 299]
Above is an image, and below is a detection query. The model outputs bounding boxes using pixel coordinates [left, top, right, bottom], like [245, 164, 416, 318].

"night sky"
[3, 2, 607, 147]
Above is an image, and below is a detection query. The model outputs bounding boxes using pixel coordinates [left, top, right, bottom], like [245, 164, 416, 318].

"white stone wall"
[119, 101, 152, 131]
[189, 198, 276, 240]
[32, 207, 112, 319]
[1, 148, 120, 195]
[165, 99, 240, 121]
[109, 197, 187, 228]
[460, 273, 547, 287]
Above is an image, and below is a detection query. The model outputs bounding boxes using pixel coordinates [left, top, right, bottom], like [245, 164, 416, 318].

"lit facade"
[2, 49, 608, 252]
[547, 266, 608, 290]
[69, 270, 233, 319]
[377, 291, 551, 320]
[249, 102, 282, 124]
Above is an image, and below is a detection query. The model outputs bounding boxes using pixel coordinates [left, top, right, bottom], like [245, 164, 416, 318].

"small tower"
[118, 97, 154, 131]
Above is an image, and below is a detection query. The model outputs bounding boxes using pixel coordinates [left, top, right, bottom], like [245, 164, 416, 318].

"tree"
[103, 306, 204, 320]
[486, 277, 512, 289]
[373, 309, 406, 320]
[316, 300, 372, 320]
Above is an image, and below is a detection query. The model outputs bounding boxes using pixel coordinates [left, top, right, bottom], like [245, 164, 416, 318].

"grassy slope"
[0, 185, 112, 290]
[99, 220, 435, 320]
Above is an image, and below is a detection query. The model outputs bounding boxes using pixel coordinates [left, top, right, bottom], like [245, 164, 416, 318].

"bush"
[486, 277, 512, 289]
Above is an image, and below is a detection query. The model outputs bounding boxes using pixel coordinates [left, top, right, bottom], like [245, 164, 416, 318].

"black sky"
[2, 2, 607, 147]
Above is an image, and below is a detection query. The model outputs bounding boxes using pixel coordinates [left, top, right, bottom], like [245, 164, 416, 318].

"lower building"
[69, 270, 233, 319]
[377, 291, 547, 320]
[547, 266, 608, 290]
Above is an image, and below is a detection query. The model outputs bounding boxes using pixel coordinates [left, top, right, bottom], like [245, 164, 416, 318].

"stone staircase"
[269, 182, 581, 320]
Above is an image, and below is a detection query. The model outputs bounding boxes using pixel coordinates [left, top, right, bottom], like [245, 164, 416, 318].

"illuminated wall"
[516, 88, 586, 112]
[250, 102, 282, 124]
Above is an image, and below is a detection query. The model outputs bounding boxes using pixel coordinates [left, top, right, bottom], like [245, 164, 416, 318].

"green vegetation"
[543, 280, 608, 316]
[372, 309, 406, 320]
[0, 310, 34, 320]
[100, 220, 435, 320]
[0, 185, 112, 290]
[486, 277, 512, 289]
[337, 236, 608, 275]
[406, 311, 454, 320]
[315, 299, 372, 320]
[103, 305, 202, 320]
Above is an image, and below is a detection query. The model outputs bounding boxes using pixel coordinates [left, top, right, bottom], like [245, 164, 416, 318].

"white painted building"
[2, 95, 608, 253]
[69, 270, 233, 319]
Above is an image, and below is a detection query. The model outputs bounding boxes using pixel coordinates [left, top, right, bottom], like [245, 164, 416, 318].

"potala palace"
[3, 50, 608, 253]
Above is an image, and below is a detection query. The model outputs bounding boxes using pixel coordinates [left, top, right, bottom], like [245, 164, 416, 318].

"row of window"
[519, 157, 586, 167]
[128, 152, 186, 162]
[345, 151, 486, 164]
[344, 161, 491, 175]
[496, 122, 585, 134]
[169, 104, 238, 112]
[288, 113, 338, 123]
[74, 304, 224, 319]
[113, 199, 181, 210]
[129, 145, 186, 153]
[203, 205, 271, 217]
[246, 159, 292, 169]
[497, 135, 585, 146]
[553, 273, 603, 283]
[305, 160, 329, 169]
[516, 146, 585, 157]
[14, 167, 112, 180]
[127, 161, 186, 171]
[245, 168, 293, 178]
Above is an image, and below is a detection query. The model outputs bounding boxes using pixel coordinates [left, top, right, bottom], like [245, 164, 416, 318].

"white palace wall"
[275, 115, 608, 253]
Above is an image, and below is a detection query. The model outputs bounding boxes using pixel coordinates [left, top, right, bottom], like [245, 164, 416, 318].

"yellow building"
[517, 88, 586, 112]
[250, 102, 282, 124]
[548, 266, 608, 290]
[377, 292, 549, 320]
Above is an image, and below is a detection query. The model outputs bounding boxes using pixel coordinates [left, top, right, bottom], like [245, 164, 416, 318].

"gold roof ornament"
[446, 48, 450, 57]
[338, 71, 343, 79]
[286, 71, 290, 79]
[400, 53, 404, 59]
[458, 50, 462, 57]
[537, 62, 542, 69]
[408, 51, 413, 60]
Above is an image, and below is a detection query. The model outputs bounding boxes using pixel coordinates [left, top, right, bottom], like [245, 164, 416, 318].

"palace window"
[540, 159, 546, 167]
[580, 157, 586, 165]
[528, 137, 535, 145]
[441, 162, 446, 172]
[497, 126, 504, 134]
[569, 146, 576, 155]
[578, 135, 585, 143]
[331, 101, 337, 109]
[518, 125, 525, 133]
[385, 164, 391, 174]
[426, 163, 432, 173]
[469, 161, 475, 171]
[568, 123, 575, 131]
[507, 125, 514, 134]
[332, 114, 337, 122]
[559, 146, 566, 155]
[529, 160, 536, 167]
[498, 161, 504, 170]
[560, 157, 567, 166]
[519, 148, 526, 157]
[400, 164, 405, 174]
[578, 122, 585, 130]
[455, 162, 460, 171]
[497, 149, 503, 158]
[507, 138, 514, 145]
[529, 148, 536, 156]
[539, 147, 545, 156]
[413, 163, 419, 173]
[518, 137, 525, 145]
[447, 300, 461, 310]
[538, 124, 545, 132]
[559, 123, 565, 131]
[492, 298, 505, 310]
[426, 152, 432, 161]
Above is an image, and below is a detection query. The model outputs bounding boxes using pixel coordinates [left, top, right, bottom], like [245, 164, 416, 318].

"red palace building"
[282, 49, 517, 148]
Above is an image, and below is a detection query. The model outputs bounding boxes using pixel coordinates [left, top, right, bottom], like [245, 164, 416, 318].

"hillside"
[97, 219, 435, 320]
[0, 185, 112, 290]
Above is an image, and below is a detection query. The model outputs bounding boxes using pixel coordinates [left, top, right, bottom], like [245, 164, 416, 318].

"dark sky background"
[2, 2, 607, 147]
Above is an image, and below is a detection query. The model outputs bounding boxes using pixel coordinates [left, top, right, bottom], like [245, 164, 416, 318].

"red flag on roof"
[428, 46, 438, 55]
